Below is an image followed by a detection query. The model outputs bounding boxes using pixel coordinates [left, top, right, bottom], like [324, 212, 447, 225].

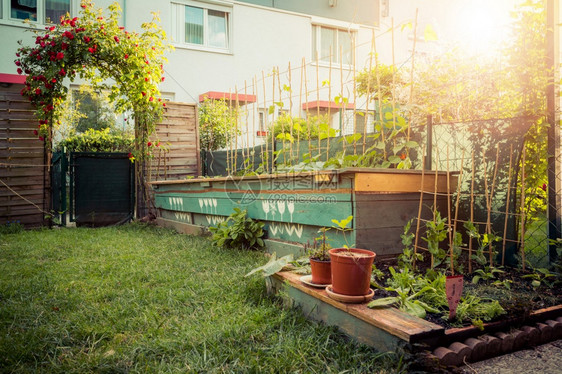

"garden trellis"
[198, 5, 558, 269]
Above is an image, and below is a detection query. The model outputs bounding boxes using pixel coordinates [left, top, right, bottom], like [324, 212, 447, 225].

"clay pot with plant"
[307, 227, 332, 285]
[328, 216, 376, 297]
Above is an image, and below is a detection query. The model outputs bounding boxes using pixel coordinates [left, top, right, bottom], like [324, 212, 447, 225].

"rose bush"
[14, 0, 173, 160]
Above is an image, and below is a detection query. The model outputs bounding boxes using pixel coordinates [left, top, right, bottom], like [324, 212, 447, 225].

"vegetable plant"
[209, 208, 265, 251]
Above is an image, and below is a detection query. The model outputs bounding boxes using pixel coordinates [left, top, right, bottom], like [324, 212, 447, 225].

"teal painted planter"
[150, 168, 454, 257]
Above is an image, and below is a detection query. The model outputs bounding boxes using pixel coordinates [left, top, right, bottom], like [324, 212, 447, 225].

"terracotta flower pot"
[310, 258, 331, 285]
[329, 248, 376, 296]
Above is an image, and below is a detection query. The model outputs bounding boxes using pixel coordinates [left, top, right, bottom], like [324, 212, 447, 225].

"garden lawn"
[0, 224, 400, 373]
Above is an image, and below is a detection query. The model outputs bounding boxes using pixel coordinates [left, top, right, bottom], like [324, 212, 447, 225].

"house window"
[312, 25, 354, 66]
[6, 0, 70, 23]
[172, 1, 231, 52]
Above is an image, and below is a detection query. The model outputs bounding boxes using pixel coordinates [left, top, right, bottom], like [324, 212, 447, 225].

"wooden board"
[148, 102, 200, 182]
[272, 271, 444, 346]
[354, 171, 457, 193]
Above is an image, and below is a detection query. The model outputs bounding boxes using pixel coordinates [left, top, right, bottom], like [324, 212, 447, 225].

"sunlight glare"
[455, 0, 515, 56]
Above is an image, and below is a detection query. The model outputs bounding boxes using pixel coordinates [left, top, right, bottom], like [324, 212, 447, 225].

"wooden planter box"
[150, 168, 455, 257]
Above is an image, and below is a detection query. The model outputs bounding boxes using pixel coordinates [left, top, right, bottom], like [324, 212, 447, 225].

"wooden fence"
[149, 101, 200, 181]
[0, 85, 49, 228]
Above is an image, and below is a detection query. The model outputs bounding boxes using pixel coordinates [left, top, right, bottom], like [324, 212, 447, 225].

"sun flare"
[455, 0, 516, 56]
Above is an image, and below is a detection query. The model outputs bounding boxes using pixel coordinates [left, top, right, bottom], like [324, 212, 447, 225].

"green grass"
[0, 224, 401, 373]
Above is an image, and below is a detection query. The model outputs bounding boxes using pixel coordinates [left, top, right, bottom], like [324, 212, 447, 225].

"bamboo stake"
[482, 152, 493, 267]
[298, 59, 304, 163]
[351, 37, 359, 154]
[288, 62, 294, 165]
[391, 17, 397, 153]
[252, 77, 258, 169]
[271, 69, 276, 172]
[413, 144, 426, 271]
[431, 146, 440, 269]
[373, 26, 387, 160]
[304, 58, 311, 159]
[261, 70, 269, 173]
[327, 46, 332, 161]
[226, 93, 231, 174]
[275, 67, 286, 165]
[487, 144, 500, 267]
[451, 150, 465, 275]
[407, 9, 419, 152]
[234, 87, 239, 174]
[446, 146, 453, 274]
[365, 29, 374, 156]
[340, 45, 349, 155]
[316, 51, 321, 161]
[520, 147, 526, 271]
[502, 144, 514, 266]
[469, 150, 475, 273]
[244, 81, 250, 168]
[433, 145, 439, 209]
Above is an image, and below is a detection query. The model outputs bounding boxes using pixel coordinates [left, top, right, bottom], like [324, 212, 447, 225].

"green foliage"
[455, 294, 505, 325]
[369, 265, 506, 324]
[267, 114, 329, 144]
[244, 253, 294, 278]
[471, 266, 505, 285]
[463, 221, 501, 266]
[423, 210, 449, 268]
[397, 219, 423, 271]
[356, 63, 402, 102]
[368, 267, 441, 319]
[15, 1, 172, 156]
[55, 128, 133, 152]
[521, 267, 557, 288]
[73, 86, 117, 133]
[306, 227, 331, 261]
[0, 221, 24, 235]
[209, 208, 265, 250]
[199, 97, 239, 151]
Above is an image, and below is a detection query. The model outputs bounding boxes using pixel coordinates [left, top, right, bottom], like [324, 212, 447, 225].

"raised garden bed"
[269, 270, 562, 367]
[150, 168, 454, 258]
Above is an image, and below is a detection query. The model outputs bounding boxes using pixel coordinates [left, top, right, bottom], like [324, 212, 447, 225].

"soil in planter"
[371, 257, 562, 329]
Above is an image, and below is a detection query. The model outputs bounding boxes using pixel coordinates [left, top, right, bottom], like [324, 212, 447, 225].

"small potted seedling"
[306, 227, 332, 285]
[328, 215, 376, 297]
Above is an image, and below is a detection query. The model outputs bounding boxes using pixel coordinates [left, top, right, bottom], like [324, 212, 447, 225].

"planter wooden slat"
[151, 168, 456, 256]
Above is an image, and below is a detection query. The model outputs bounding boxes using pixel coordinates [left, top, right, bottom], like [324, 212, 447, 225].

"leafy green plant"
[55, 128, 134, 152]
[455, 294, 505, 325]
[330, 215, 354, 249]
[397, 219, 423, 271]
[471, 266, 505, 285]
[0, 221, 24, 235]
[463, 221, 501, 266]
[423, 210, 449, 268]
[244, 253, 294, 278]
[199, 97, 240, 151]
[368, 268, 440, 318]
[267, 114, 327, 144]
[522, 267, 557, 288]
[306, 227, 331, 261]
[16, 1, 171, 154]
[209, 208, 265, 250]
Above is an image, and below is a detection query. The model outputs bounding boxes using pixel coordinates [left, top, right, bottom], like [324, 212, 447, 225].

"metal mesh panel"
[423, 117, 556, 268]
[70, 152, 134, 227]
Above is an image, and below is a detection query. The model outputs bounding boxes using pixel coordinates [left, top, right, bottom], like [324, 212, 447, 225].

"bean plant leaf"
[424, 24, 438, 41]
[245, 253, 294, 278]
[367, 297, 398, 308]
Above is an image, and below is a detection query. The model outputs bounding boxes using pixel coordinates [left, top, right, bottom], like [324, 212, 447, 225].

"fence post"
[425, 114, 433, 170]
[547, 0, 560, 263]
